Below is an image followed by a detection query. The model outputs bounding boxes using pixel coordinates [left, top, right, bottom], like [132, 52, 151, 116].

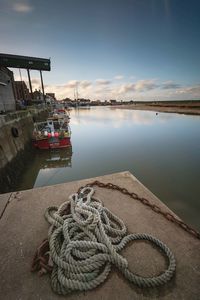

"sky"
[0, 0, 200, 101]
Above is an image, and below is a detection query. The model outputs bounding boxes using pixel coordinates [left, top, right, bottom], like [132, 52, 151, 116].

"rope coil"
[42, 187, 176, 295]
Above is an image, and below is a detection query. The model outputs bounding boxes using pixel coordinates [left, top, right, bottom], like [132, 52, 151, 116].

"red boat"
[32, 118, 71, 150]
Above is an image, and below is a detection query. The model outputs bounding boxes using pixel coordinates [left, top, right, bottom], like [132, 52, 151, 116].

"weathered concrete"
[0, 108, 48, 168]
[0, 68, 16, 112]
[0, 108, 48, 193]
[0, 171, 199, 299]
[0, 192, 12, 217]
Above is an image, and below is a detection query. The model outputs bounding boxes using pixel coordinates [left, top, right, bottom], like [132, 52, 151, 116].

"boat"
[32, 117, 71, 149]
[51, 108, 70, 121]
[50, 104, 71, 123]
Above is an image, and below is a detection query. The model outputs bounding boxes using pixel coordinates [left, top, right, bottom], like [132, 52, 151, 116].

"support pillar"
[27, 69, 33, 100]
[40, 70, 46, 104]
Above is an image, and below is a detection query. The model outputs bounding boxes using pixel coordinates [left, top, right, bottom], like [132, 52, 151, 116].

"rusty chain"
[78, 180, 200, 240]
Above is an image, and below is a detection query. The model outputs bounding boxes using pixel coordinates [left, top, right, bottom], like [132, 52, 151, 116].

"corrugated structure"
[0, 53, 51, 71]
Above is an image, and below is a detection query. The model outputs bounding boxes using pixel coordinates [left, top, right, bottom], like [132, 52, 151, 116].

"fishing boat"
[49, 107, 70, 123]
[32, 117, 71, 149]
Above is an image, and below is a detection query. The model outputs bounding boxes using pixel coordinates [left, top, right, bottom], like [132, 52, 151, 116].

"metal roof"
[0, 53, 51, 71]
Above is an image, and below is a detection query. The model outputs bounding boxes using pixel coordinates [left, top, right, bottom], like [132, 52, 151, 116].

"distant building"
[14, 81, 30, 101]
[32, 89, 44, 102]
[77, 98, 90, 106]
[62, 98, 73, 107]
[0, 67, 16, 112]
[90, 100, 101, 106]
[110, 100, 117, 105]
[46, 93, 56, 100]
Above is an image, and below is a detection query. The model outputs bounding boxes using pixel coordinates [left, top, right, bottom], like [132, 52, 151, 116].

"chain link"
[78, 180, 200, 240]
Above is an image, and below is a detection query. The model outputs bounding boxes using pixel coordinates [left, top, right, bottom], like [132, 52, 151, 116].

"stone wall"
[0, 108, 48, 193]
[0, 68, 16, 112]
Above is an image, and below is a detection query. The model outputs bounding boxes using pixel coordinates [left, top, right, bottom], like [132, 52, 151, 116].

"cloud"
[43, 80, 94, 99]
[12, 2, 33, 13]
[175, 84, 200, 97]
[116, 79, 157, 95]
[117, 83, 135, 94]
[162, 81, 181, 89]
[95, 86, 112, 94]
[31, 78, 40, 85]
[135, 79, 158, 91]
[65, 80, 80, 88]
[45, 81, 200, 101]
[114, 75, 124, 80]
[80, 80, 92, 88]
[12, 67, 199, 101]
[96, 79, 111, 85]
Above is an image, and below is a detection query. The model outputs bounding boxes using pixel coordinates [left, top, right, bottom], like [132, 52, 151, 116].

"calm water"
[18, 107, 200, 230]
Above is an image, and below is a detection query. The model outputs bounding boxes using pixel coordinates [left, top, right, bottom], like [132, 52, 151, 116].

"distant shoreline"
[112, 101, 200, 115]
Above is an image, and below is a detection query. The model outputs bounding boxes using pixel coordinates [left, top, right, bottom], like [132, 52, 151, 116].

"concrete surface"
[0, 171, 199, 300]
[0, 192, 12, 217]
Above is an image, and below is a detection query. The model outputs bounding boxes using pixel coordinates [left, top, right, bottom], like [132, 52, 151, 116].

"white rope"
[44, 187, 176, 295]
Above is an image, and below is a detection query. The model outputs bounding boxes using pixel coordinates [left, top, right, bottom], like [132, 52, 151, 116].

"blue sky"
[0, 0, 200, 100]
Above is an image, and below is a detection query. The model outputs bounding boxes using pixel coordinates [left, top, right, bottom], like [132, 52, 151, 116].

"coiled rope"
[43, 187, 176, 295]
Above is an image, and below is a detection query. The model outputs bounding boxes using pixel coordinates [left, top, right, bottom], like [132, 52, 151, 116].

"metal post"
[27, 69, 33, 100]
[40, 70, 45, 104]
[19, 68, 25, 99]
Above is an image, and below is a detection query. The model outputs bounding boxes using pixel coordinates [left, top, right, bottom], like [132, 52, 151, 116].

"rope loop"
[43, 187, 176, 295]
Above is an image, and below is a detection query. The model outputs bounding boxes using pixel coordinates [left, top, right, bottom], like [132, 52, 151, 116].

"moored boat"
[49, 105, 70, 123]
[32, 118, 71, 149]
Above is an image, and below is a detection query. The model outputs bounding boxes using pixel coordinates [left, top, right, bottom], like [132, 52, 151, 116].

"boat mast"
[76, 82, 79, 102]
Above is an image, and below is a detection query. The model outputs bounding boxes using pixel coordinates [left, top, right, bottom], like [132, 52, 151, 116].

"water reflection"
[18, 107, 200, 231]
[69, 107, 200, 230]
[70, 107, 176, 127]
[18, 147, 72, 190]
[34, 147, 72, 188]
[36, 148, 72, 169]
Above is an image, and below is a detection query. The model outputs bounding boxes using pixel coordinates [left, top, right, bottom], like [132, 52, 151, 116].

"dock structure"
[0, 171, 199, 299]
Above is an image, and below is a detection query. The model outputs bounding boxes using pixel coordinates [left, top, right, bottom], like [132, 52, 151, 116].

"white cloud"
[175, 85, 200, 97]
[12, 2, 33, 13]
[65, 80, 80, 88]
[44, 80, 94, 99]
[162, 81, 181, 89]
[31, 78, 40, 85]
[135, 79, 157, 91]
[96, 79, 111, 85]
[12, 68, 200, 101]
[117, 83, 135, 94]
[114, 75, 124, 80]
[47, 81, 200, 101]
[114, 79, 157, 95]
[80, 80, 92, 88]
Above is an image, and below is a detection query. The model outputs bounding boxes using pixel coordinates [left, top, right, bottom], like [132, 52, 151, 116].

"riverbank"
[113, 101, 200, 115]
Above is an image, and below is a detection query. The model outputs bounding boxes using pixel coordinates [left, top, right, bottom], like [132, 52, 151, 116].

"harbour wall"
[0, 108, 48, 193]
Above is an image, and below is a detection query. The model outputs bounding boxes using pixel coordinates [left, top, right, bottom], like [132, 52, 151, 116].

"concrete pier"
[0, 171, 199, 299]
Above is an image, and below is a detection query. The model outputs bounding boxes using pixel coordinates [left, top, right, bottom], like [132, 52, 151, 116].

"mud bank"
[114, 102, 200, 115]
